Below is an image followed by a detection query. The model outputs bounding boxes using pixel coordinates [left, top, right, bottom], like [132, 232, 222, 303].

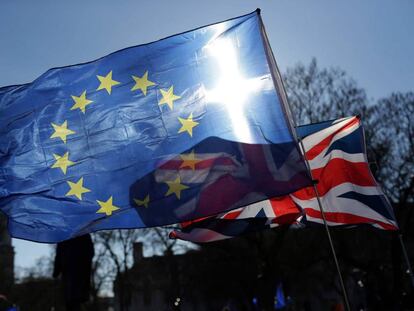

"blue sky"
[1, 0, 413, 269]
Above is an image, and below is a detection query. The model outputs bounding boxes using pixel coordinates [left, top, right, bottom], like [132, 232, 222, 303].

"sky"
[0, 0, 413, 270]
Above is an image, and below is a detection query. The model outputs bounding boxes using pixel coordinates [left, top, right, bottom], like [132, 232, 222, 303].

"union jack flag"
[131, 137, 311, 228]
[170, 116, 398, 243]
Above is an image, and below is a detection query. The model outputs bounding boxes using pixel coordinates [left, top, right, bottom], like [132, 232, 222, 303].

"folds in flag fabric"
[171, 116, 398, 243]
[169, 195, 301, 243]
[0, 11, 311, 242]
[295, 116, 397, 229]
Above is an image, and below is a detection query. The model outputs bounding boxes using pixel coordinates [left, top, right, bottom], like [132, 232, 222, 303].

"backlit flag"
[0, 10, 311, 242]
[169, 195, 301, 243]
[294, 116, 397, 229]
[171, 116, 398, 243]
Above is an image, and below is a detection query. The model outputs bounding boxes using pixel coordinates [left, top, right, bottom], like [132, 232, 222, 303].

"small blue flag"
[275, 283, 286, 309]
[0, 10, 311, 242]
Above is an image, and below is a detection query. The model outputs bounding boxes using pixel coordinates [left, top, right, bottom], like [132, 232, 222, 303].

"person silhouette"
[53, 234, 94, 311]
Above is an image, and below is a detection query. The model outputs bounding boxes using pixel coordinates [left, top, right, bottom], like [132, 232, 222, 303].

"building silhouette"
[113, 227, 409, 311]
[114, 239, 274, 311]
[0, 214, 14, 296]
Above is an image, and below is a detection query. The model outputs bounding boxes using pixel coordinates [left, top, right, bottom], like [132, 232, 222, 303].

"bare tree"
[15, 255, 54, 282]
[284, 58, 368, 125]
[142, 226, 197, 256]
[91, 227, 195, 310]
[91, 229, 142, 311]
[367, 92, 414, 229]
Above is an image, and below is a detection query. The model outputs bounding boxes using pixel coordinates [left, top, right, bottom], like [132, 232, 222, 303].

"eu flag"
[0, 10, 311, 242]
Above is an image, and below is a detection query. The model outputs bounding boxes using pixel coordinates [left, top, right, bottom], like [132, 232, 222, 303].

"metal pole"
[398, 233, 414, 288]
[298, 139, 351, 311]
[256, 10, 351, 310]
[258, 10, 351, 311]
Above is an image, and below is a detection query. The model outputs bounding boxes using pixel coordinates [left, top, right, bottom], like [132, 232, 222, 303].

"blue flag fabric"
[275, 283, 286, 309]
[0, 11, 311, 242]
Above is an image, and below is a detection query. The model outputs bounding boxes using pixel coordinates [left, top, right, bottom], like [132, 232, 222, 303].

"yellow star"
[178, 113, 199, 137]
[96, 196, 120, 216]
[165, 176, 189, 199]
[131, 71, 156, 96]
[180, 150, 200, 170]
[159, 86, 181, 110]
[66, 177, 91, 200]
[97, 71, 120, 94]
[70, 91, 93, 114]
[50, 120, 75, 144]
[134, 194, 150, 208]
[51, 152, 76, 174]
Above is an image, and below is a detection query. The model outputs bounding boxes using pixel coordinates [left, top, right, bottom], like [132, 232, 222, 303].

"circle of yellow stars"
[48, 68, 200, 217]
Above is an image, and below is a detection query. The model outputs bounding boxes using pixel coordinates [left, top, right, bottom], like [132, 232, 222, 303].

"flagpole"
[370, 156, 414, 289]
[256, 9, 351, 311]
[398, 233, 414, 288]
[306, 175, 351, 311]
